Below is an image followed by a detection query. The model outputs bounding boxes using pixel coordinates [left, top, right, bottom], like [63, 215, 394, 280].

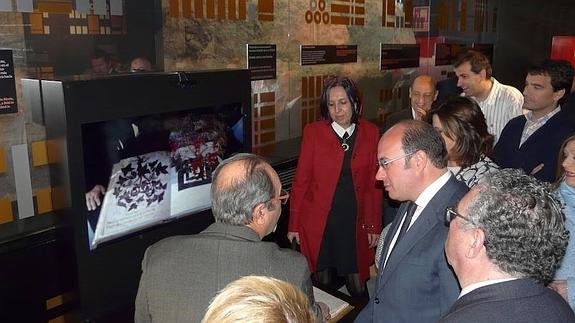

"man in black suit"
[357, 120, 467, 323]
[382, 75, 438, 134]
[439, 169, 575, 323]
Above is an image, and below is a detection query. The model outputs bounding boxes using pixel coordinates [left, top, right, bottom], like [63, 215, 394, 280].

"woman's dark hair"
[319, 75, 362, 124]
[427, 96, 494, 168]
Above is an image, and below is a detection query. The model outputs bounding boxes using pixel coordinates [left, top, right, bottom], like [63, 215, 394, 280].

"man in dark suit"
[357, 120, 468, 323]
[135, 153, 328, 323]
[382, 74, 438, 133]
[439, 169, 575, 322]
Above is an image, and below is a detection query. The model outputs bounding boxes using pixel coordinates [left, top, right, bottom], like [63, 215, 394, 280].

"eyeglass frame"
[271, 189, 290, 205]
[377, 151, 416, 169]
[445, 207, 472, 224]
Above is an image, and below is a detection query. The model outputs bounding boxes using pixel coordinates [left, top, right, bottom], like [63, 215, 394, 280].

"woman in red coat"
[288, 76, 382, 298]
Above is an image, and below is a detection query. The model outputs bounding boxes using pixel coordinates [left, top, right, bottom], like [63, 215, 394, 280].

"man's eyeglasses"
[445, 207, 471, 224]
[272, 189, 290, 205]
[377, 152, 416, 169]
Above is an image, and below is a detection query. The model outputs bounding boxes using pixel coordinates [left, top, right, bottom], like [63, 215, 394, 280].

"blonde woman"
[202, 276, 319, 323]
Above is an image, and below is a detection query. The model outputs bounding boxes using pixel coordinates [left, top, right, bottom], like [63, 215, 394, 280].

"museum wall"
[0, 0, 544, 233]
[0, 0, 575, 248]
[4, 0, 575, 321]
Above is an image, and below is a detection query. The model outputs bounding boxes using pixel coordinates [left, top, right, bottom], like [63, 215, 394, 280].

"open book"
[313, 286, 353, 322]
[91, 150, 216, 248]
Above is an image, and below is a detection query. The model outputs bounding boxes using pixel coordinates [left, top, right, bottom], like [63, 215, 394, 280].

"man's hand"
[318, 301, 331, 321]
[86, 185, 106, 211]
[287, 231, 300, 245]
[414, 107, 428, 121]
[368, 233, 380, 248]
[548, 280, 568, 300]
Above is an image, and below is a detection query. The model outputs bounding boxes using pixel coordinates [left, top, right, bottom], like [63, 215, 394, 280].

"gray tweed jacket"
[134, 222, 319, 323]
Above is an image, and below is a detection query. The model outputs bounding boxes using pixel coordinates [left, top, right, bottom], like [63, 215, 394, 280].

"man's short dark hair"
[400, 120, 448, 169]
[464, 169, 569, 284]
[528, 59, 574, 105]
[454, 50, 492, 79]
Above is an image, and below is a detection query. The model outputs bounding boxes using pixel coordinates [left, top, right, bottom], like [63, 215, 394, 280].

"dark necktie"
[395, 201, 417, 243]
[342, 131, 349, 140]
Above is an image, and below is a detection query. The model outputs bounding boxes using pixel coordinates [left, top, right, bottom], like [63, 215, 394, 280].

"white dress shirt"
[331, 121, 356, 138]
[464, 78, 524, 143]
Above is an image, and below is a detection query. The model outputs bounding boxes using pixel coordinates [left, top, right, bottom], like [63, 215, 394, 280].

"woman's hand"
[287, 232, 300, 245]
[368, 233, 380, 248]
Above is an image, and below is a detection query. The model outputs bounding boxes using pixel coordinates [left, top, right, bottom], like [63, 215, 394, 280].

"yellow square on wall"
[0, 196, 13, 224]
[0, 147, 6, 173]
[36, 187, 53, 214]
[32, 141, 49, 167]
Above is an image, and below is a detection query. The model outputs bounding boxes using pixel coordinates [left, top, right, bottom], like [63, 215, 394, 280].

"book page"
[92, 151, 171, 248]
[313, 287, 353, 322]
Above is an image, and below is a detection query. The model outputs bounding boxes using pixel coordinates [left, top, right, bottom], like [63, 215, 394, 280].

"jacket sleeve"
[289, 125, 315, 232]
[354, 299, 374, 322]
[361, 122, 383, 234]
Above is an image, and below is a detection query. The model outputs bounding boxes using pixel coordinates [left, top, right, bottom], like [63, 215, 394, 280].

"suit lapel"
[378, 202, 408, 266]
[378, 203, 438, 287]
[378, 177, 459, 288]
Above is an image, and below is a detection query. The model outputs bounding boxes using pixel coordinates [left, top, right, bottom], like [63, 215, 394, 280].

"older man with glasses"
[357, 120, 468, 323]
[135, 153, 329, 323]
[439, 168, 575, 322]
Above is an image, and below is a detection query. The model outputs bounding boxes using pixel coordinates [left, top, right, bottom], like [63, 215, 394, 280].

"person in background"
[90, 49, 117, 75]
[360, 120, 467, 323]
[382, 74, 438, 132]
[428, 96, 499, 187]
[549, 134, 575, 311]
[288, 75, 382, 300]
[493, 59, 575, 182]
[439, 169, 574, 322]
[130, 56, 153, 72]
[202, 275, 317, 323]
[135, 153, 328, 323]
[454, 50, 523, 143]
